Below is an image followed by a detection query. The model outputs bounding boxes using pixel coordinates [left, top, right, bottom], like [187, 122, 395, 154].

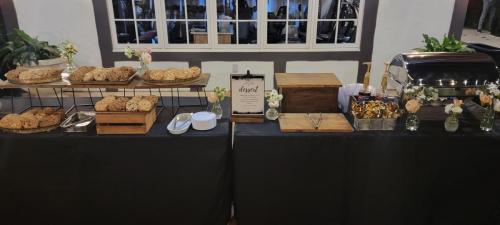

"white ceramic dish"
[167, 113, 192, 135]
[191, 111, 217, 131]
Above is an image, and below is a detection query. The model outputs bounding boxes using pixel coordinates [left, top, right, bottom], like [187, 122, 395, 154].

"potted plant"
[0, 29, 63, 79]
[414, 34, 474, 53]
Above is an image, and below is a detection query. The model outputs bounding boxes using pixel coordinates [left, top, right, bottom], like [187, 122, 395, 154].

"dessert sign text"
[231, 72, 265, 119]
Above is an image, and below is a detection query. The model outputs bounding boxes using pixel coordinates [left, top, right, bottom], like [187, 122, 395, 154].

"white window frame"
[107, 0, 364, 52]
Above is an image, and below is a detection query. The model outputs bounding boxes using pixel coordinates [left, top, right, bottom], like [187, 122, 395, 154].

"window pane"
[135, 0, 155, 19]
[167, 21, 187, 43]
[238, 22, 257, 44]
[288, 0, 307, 19]
[187, 0, 207, 19]
[113, 0, 134, 19]
[316, 21, 336, 43]
[288, 21, 306, 44]
[165, 0, 186, 19]
[137, 21, 158, 43]
[267, 0, 287, 19]
[267, 22, 286, 44]
[217, 21, 237, 44]
[115, 21, 137, 43]
[189, 21, 208, 44]
[339, 0, 359, 19]
[238, 0, 258, 20]
[318, 0, 338, 19]
[337, 21, 357, 43]
[217, 0, 236, 20]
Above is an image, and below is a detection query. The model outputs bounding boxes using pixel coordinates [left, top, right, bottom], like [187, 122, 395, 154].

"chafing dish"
[60, 111, 95, 133]
[388, 52, 500, 97]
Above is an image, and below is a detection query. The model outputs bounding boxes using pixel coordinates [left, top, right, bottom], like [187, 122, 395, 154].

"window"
[216, 0, 258, 46]
[315, 0, 360, 47]
[165, 0, 208, 46]
[107, 0, 364, 51]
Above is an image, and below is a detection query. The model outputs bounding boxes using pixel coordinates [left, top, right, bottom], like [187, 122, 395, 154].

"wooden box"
[95, 108, 156, 135]
[276, 73, 342, 113]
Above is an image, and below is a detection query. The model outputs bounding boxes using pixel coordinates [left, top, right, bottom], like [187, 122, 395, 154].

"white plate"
[167, 113, 192, 135]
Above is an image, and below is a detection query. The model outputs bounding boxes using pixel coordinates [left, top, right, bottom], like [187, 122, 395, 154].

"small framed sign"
[230, 70, 265, 123]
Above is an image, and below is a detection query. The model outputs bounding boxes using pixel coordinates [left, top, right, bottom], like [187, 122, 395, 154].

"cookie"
[83, 72, 94, 81]
[0, 114, 23, 129]
[5, 68, 29, 80]
[95, 101, 109, 112]
[143, 95, 159, 104]
[138, 99, 153, 112]
[189, 66, 201, 77]
[20, 114, 40, 129]
[108, 98, 129, 112]
[39, 114, 61, 128]
[70, 66, 96, 81]
[126, 100, 139, 112]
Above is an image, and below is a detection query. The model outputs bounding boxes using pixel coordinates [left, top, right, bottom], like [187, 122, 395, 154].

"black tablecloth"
[0, 98, 231, 225]
[234, 108, 500, 225]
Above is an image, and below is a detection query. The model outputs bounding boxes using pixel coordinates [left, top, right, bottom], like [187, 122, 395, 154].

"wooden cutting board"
[278, 113, 354, 133]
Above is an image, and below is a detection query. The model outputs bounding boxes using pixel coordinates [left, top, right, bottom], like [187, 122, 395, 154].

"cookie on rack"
[189, 66, 201, 77]
[5, 68, 29, 80]
[0, 114, 23, 129]
[39, 114, 61, 128]
[138, 99, 154, 112]
[20, 114, 40, 129]
[70, 66, 96, 81]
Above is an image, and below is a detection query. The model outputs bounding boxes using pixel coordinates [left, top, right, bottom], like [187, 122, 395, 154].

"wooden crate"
[276, 73, 342, 113]
[95, 108, 156, 134]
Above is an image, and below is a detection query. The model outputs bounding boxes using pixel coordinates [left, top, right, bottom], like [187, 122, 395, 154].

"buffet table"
[0, 98, 231, 225]
[233, 111, 500, 225]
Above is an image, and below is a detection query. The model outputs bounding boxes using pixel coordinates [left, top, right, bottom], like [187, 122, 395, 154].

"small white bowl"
[167, 113, 192, 135]
[192, 111, 217, 131]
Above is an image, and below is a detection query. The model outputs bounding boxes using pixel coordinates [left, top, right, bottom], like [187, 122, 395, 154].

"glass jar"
[137, 60, 149, 76]
[444, 114, 459, 132]
[211, 100, 223, 120]
[480, 105, 495, 132]
[266, 107, 279, 121]
[405, 113, 419, 131]
[66, 56, 76, 73]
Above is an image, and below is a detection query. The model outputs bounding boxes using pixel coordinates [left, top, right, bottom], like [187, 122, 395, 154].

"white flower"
[451, 106, 463, 114]
[495, 99, 500, 112]
[268, 101, 279, 108]
[445, 104, 453, 114]
[124, 47, 134, 59]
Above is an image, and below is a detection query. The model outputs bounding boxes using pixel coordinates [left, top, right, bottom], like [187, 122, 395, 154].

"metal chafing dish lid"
[390, 52, 500, 87]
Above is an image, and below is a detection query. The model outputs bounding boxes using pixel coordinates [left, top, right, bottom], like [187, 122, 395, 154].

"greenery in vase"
[59, 40, 78, 61]
[207, 86, 227, 103]
[0, 29, 60, 77]
[415, 34, 474, 53]
[403, 85, 439, 104]
[477, 83, 500, 111]
[265, 89, 283, 108]
[124, 46, 152, 65]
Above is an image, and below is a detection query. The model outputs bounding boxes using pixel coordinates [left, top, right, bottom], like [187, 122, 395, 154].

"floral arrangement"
[403, 85, 439, 103]
[59, 41, 78, 61]
[405, 99, 421, 114]
[265, 89, 283, 108]
[445, 99, 463, 115]
[124, 47, 152, 67]
[207, 86, 227, 103]
[477, 83, 500, 112]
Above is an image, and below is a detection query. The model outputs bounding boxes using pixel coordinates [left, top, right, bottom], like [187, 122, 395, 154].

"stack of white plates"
[191, 112, 217, 131]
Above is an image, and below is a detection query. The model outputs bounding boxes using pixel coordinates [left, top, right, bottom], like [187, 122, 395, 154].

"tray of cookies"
[142, 66, 202, 85]
[94, 95, 159, 134]
[68, 66, 137, 85]
[5, 67, 63, 84]
[0, 107, 65, 134]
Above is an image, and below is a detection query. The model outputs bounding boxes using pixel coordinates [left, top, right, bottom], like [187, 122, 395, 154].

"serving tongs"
[60, 111, 96, 132]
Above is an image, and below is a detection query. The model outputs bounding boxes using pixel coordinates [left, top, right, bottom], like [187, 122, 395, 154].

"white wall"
[13, 0, 102, 67]
[201, 61, 274, 90]
[370, 0, 456, 88]
[286, 61, 359, 85]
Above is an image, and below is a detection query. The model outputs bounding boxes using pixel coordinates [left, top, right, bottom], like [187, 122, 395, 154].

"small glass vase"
[66, 56, 76, 73]
[265, 107, 280, 121]
[480, 105, 495, 132]
[444, 114, 459, 132]
[405, 113, 419, 131]
[137, 61, 149, 76]
[211, 100, 223, 119]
